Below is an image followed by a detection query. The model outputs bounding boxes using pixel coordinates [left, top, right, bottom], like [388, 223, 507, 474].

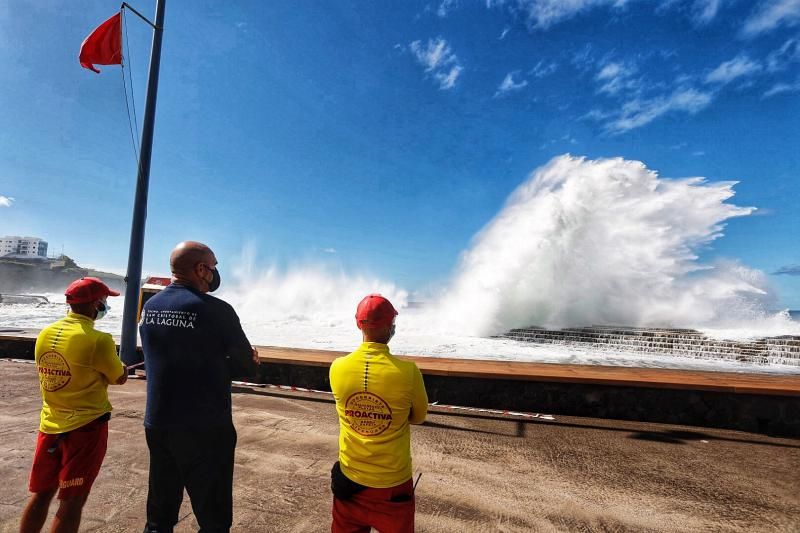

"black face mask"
[208, 268, 221, 292]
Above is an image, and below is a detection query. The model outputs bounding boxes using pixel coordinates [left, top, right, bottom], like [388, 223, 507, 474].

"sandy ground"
[1, 359, 799, 533]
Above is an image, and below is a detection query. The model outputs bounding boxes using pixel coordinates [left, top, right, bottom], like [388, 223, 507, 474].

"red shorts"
[332, 478, 414, 533]
[28, 417, 109, 500]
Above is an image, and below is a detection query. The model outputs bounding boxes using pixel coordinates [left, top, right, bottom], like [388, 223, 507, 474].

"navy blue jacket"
[139, 283, 257, 430]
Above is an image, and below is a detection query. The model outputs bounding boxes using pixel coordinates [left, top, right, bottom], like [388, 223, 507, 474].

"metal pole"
[122, 2, 160, 29]
[120, 0, 166, 365]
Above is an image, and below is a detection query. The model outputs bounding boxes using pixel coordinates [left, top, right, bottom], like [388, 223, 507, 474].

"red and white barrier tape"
[5, 359, 146, 369]
[0, 362, 554, 422]
[428, 402, 555, 420]
[232, 381, 555, 421]
[233, 381, 328, 394]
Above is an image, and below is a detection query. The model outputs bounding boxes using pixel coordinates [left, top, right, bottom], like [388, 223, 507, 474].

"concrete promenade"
[3, 329, 800, 435]
[1, 360, 799, 532]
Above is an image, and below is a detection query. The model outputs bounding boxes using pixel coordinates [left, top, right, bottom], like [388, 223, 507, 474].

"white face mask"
[96, 301, 110, 320]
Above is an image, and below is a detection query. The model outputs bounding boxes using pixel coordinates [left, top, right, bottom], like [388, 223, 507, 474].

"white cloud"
[437, 0, 458, 17]
[742, 0, 800, 37]
[602, 87, 713, 133]
[596, 62, 623, 80]
[435, 65, 463, 89]
[410, 38, 453, 70]
[489, 0, 633, 30]
[539, 134, 578, 149]
[596, 61, 640, 95]
[571, 43, 596, 71]
[410, 37, 464, 90]
[705, 55, 762, 84]
[0, 195, 14, 207]
[658, 0, 724, 24]
[579, 52, 721, 133]
[582, 108, 612, 122]
[767, 38, 800, 71]
[495, 71, 528, 96]
[322, 248, 337, 254]
[499, 27, 510, 39]
[530, 60, 558, 77]
[692, 0, 722, 25]
[763, 79, 800, 97]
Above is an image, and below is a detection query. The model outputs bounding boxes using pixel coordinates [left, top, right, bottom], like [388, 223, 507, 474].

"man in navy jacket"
[139, 241, 258, 533]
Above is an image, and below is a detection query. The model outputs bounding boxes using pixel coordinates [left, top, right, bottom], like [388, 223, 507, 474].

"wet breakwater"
[499, 326, 800, 366]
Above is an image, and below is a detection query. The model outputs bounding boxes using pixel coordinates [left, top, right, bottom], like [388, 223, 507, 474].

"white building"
[0, 236, 48, 257]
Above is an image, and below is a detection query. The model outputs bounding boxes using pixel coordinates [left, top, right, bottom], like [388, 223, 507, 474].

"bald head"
[170, 241, 214, 274]
[170, 241, 217, 292]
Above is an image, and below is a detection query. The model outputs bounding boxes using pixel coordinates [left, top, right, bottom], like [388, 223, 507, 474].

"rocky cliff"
[0, 257, 124, 294]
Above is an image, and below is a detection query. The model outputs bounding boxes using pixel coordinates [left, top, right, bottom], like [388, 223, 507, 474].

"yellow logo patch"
[38, 351, 72, 392]
[344, 391, 393, 436]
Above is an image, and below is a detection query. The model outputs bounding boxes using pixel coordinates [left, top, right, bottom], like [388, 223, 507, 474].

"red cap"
[355, 294, 398, 330]
[65, 277, 120, 304]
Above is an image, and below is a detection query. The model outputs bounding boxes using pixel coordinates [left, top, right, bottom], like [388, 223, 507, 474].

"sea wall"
[499, 326, 800, 366]
[261, 361, 799, 437]
[3, 333, 798, 437]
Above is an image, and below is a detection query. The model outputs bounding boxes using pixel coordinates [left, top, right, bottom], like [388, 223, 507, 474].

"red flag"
[79, 13, 122, 73]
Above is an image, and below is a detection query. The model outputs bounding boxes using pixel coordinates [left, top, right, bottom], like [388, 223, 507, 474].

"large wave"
[218, 245, 408, 346]
[208, 154, 797, 341]
[436, 154, 785, 335]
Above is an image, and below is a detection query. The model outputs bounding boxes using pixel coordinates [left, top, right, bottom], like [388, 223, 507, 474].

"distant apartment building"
[0, 236, 48, 257]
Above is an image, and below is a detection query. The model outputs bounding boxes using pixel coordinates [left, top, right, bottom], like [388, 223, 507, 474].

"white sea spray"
[435, 155, 795, 336]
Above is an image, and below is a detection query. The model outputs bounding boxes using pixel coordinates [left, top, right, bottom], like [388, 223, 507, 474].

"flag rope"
[123, 8, 140, 153]
[120, 7, 141, 166]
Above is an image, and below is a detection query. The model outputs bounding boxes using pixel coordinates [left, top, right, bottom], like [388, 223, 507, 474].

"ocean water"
[2, 155, 799, 375]
[1, 294, 799, 376]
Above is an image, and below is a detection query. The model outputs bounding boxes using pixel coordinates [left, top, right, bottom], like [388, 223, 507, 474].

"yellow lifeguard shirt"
[34, 312, 125, 434]
[329, 342, 428, 488]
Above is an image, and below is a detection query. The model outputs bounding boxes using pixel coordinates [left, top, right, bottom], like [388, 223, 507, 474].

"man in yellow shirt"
[20, 277, 127, 533]
[329, 294, 428, 533]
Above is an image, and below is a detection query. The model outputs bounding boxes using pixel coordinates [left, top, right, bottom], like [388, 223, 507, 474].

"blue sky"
[1, 0, 799, 306]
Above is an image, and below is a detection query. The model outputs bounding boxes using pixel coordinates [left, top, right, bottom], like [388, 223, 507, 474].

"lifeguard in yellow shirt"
[20, 277, 127, 533]
[329, 294, 428, 533]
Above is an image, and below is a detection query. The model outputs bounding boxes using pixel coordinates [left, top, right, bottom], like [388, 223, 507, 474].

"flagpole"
[120, 0, 166, 365]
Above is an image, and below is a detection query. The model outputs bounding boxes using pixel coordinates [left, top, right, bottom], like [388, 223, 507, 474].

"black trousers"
[143, 425, 237, 533]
